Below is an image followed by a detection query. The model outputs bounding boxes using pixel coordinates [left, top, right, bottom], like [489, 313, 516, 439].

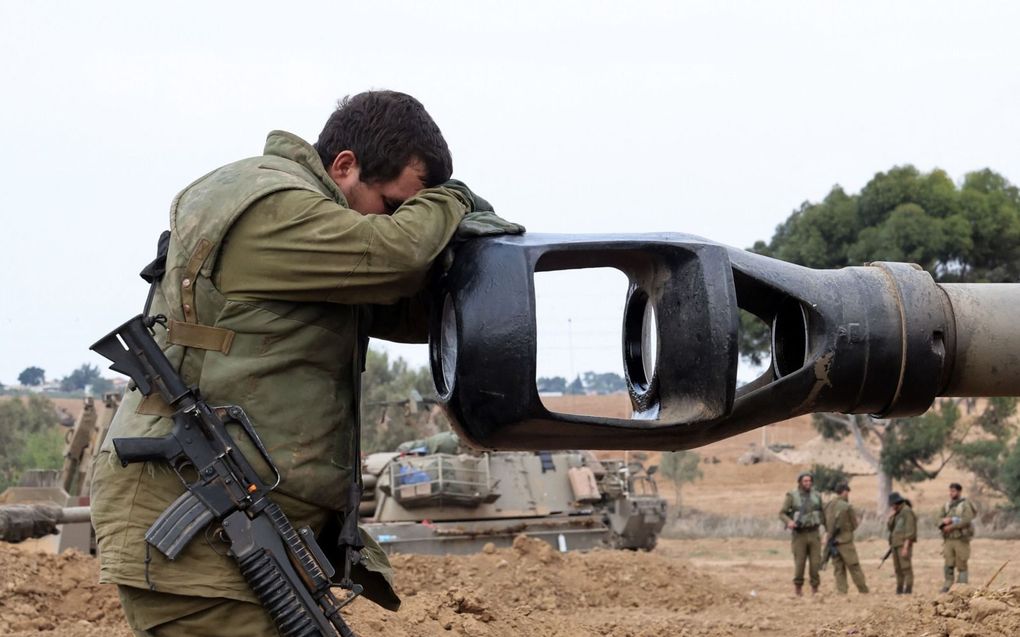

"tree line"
[537, 372, 627, 395]
[10, 363, 114, 395]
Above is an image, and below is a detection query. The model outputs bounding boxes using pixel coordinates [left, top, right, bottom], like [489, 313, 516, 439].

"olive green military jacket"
[888, 505, 917, 548]
[941, 498, 976, 540]
[780, 489, 824, 529]
[824, 498, 858, 545]
[91, 130, 467, 610]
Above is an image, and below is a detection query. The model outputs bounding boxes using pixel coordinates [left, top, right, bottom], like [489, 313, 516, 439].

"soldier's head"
[949, 482, 962, 501]
[834, 482, 851, 500]
[315, 90, 453, 216]
[797, 472, 813, 491]
[888, 491, 905, 510]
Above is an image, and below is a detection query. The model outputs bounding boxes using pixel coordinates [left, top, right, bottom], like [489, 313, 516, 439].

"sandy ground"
[3, 536, 1019, 637]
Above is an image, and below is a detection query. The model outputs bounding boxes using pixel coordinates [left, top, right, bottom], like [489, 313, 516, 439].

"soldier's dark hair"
[949, 482, 963, 491]
[314, 91, 453, 187]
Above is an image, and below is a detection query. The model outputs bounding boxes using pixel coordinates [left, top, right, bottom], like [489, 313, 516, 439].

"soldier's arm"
[905, 510, 918, 541]
[779, 493, 795, 525]
[216, 187, 466, 305]
[362, 291, 430, 344]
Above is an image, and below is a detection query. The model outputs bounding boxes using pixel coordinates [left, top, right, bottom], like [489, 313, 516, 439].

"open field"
[3, 536, 1019, 636]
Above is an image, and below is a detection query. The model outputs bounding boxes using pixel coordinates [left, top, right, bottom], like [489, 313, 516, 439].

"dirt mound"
[0, 545, 129, 637]
[347, 535, 742, 636]
[0, 536, 742, 637]
[807, 585, 1020, 637]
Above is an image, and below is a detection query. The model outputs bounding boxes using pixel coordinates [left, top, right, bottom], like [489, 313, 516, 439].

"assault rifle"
[819, 530, 838, 571]
[878, 547, 893, 569]
[92, 314, 361, 637]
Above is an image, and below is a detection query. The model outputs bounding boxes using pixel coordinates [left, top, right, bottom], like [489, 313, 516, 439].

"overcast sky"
[1, 1, 1018, 386]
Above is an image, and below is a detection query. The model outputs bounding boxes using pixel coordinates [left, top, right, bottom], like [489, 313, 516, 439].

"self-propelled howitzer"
[429, 233, 1020, 451]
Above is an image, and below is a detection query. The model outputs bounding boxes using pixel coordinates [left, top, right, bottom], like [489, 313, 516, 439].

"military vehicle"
[0, 393, 119, 552]
[359, 432, 667, 554]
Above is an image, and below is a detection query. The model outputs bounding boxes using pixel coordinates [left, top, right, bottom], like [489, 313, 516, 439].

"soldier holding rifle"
[780, 472, 825, 596]
[940, 482, 977, 591]
[886, 492, 917, 595]
[822, 482, 869, 594]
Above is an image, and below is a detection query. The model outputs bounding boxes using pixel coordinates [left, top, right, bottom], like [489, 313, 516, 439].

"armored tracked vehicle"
[359, 432, 667, 555]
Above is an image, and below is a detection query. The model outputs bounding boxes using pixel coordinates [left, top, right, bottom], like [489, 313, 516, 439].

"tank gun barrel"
[430, 233, 1020, 451]
[939, 284, 1020, 396]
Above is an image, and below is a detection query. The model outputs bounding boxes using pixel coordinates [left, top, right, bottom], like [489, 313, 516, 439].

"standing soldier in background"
[780, 472, 825, 596]
[887, 492, 917, 595]
[940, 482, 977, 591]
[822, 482, 869, 594]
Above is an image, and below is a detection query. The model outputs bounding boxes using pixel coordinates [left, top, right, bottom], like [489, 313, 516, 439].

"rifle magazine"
[145, 490, 215, 560]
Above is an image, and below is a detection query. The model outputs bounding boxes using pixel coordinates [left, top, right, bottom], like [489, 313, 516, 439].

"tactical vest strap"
[181, 239, 214, 323]
[135, 393, 175, 417]
[167, 319, 235, 354]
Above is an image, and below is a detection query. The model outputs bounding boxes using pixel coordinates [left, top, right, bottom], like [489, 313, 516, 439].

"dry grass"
[664, 507, 1020, 540]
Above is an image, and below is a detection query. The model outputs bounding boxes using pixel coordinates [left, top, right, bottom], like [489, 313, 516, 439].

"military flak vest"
[788, 489, 824, 529]
[100, 132, 364, 511]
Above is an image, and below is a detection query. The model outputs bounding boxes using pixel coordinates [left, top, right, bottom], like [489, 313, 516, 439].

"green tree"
[954, 397, 1020, 508]
[657, 450, 702, 506]
[360, 348, 446, 454]
[537, 376, 567, 393]
[810, 463, 851, 494]
[754, 165, 1020, 281]
[59, 363, 112, 394]
[17, 366, 45, 387]
[581, 371, 626, 394]
[0, 395, 62, 491]
[880, 401, 961, 483]
[565, 375, 585, 395]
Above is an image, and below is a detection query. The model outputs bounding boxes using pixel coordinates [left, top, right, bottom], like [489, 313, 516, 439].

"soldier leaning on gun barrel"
[779, 472, 825, 596]
[822, 482, 869, 594]
[89, 91, 523, 636]
[886, 492, 917, 595]
[939, 482, 977, 591]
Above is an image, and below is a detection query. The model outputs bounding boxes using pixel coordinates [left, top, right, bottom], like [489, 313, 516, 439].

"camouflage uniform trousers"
[831, 543, 869, 594]
[791, 528, 822, 587]
[943, 538, 971, 572]
[118, 586, 280, 637]
[892, 544, 913, 592]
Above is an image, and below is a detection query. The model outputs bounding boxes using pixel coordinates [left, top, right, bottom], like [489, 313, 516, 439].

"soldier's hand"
[455, 210, 526, 240]
[439, 210, 526, 272]
[442, 179, 495, 213]
[786, 521, 796, 530]
[899, 546, 909, 558]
